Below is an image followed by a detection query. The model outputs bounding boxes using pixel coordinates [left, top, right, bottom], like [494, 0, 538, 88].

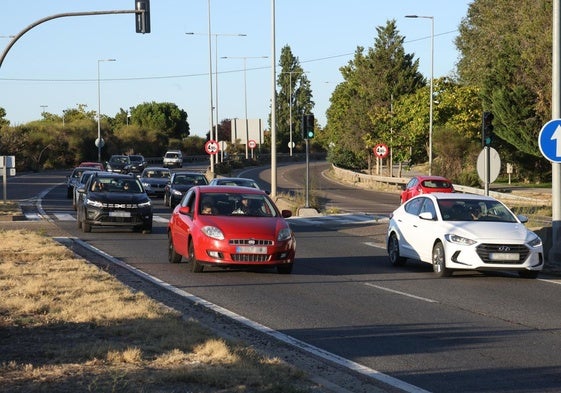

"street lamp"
[280, 70, 308, 156]
[97, 58, 116, 163]
[39, 105, 48, 116]
[406, 14, 434, 176]
[221, 56, 268, 159]
[186, 32, 246, 159]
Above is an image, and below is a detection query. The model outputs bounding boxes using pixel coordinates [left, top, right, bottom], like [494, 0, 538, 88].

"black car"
[105, 155, 131, 173]
[164, 171, 209, 208]
[139, 167, 171, 197]
[76, 172, 153, 233]
[128, 154, 147, 174]
[66, 166, 98, 198]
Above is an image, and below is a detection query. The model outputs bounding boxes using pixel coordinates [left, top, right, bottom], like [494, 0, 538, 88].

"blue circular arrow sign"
[539, 119, 561, 163]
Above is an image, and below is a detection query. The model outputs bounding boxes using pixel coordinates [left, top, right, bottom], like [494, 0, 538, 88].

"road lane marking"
[364, 283, 439, 303]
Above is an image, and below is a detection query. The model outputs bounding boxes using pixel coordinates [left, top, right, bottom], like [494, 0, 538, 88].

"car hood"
[171, 184, 194, 192]
[141, 178, 169, 186]
[90, 192, 149, 204]
[199, 216, 290, 237]
[443, 221, 536, 242]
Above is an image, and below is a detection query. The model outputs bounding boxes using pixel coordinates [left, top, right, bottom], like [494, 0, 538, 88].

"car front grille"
[101, 203, 143, 209]
[229, 239, 273, 246]
[476, 244, 529, 264]
[231, 254, 271, 262]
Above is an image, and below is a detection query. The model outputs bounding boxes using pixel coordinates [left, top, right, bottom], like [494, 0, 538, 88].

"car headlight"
[277, 228, 292, 242]
[528, 235, 542, 248]
[444, 233, 477, 246]
[138, 200, 151, 208]
[201, 226, 224, 240]
[171, 189, 183, 196]
[86, 198, 103, 208]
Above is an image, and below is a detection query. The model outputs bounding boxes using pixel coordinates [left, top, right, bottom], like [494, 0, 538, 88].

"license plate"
[489, 252, 519, 261]
[236, 246, 267, 254]
[109, 211, 131, 218]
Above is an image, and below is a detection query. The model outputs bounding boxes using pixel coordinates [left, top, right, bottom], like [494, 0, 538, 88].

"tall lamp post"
[221, 55, 268, 159]
[97, 58, 116, 163]
[186, 32, 246, 157]
[39, 105, 48, 116]
[406, 14, 434, 176]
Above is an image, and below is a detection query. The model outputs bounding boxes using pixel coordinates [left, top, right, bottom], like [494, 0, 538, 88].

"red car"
[168, 186, 296, 274]
[78, 161, 105, 171]
[400, 175, 454, 204]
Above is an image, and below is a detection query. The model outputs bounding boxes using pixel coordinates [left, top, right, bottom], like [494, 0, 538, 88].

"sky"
[0, 1, 472, 138]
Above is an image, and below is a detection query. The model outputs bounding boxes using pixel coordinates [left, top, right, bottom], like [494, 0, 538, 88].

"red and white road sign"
[248, 139, 257, 149]
[205, 140, 219, 155]
[373, 143, 389, 159]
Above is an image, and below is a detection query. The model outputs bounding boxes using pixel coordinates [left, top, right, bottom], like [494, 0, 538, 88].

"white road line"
[363, 241, 385, 249]
[364, 283, 439, 303]
[153, 216, 169, 223]
[54, 213, 76, 221]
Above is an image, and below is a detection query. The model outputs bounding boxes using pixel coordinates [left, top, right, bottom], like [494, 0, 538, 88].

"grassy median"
[0, 229, 314, 393]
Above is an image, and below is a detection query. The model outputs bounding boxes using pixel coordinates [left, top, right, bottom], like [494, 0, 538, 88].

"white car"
[386, 193, 544, 278]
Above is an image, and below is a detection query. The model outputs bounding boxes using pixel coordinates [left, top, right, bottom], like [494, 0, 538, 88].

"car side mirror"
[419, 211, 435, 221]
[517, 214, 528, 223]
[178, 206, 191, 215]
[281, 209, 292, 218]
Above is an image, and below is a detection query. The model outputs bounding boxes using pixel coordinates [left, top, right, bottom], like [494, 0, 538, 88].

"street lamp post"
[186, 32, 246, 160]
[281, 70, 308, 156]
[221, 56, 268, 159]
[39, 105, 48, 116]
[406, 14, 434, 176]
[97, 58, 116, 163]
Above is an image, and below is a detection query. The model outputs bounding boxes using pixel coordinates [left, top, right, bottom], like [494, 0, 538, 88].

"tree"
[455, 0, 551, 179]
[129, 102, 190, 140]
[0, 107, 10, 127]
[274, 45, 314, 153]
[325, 20, 425, 169]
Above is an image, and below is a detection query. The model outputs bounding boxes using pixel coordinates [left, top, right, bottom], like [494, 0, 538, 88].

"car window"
[404, 197, 424, 215]
[422, 180, 452, 189]
[419, 198, 437, 218]
[198, 192, 275, 217]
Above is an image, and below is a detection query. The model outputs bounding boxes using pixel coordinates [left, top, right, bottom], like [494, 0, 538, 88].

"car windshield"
[110, 156, 129, 164]
[198, 192, 276, 217]
[91, 178, 143, 193]
[143, 169, 170, 178]
[438, 199, 518, 222]
[173, 174, 206, 185]
[130, 156, 143, 163]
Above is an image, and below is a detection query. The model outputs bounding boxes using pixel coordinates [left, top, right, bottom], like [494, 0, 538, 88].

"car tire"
[187, 240, 203, 273]
[388, 233, 406, 266]
[66, 188, 72, 199]
[432, 241, 452, 277]
[518, 270, 539, 279]
[164, 193, 169, 207]
[76, 214, 82, 229]
[277, 264, 293, 274]
[168, 234, 182, 263]
[141, 221, 152, 234]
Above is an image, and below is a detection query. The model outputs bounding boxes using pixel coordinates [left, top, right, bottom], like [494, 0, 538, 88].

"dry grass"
[0, 229, 313, 393]
[0, 201, 20, 216]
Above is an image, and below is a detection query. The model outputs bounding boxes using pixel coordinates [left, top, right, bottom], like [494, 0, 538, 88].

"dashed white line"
[364, 283, 439, 303]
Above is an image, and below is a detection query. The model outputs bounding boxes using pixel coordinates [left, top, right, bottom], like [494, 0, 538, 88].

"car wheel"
[164, 193, 169, 207]
[187, 240, 203, 273]
[432, 241, 452, 277]
[518, 270, 539, 279]
[66, 188, 72, 199]
[277, 264, 293, 274]
[388, 233, 406, 266]
[168, 234, 182, 263]
[141, 221, 152, 234]
[76, 213, 82, 229]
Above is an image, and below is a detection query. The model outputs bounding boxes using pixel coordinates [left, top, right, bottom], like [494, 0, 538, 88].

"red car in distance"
[78, 161, 105, 171]
[168, 186, 296, 274]
[400, 175, 454, 204]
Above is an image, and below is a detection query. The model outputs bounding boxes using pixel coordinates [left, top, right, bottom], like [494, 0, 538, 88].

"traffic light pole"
[0, 9, 145, 69]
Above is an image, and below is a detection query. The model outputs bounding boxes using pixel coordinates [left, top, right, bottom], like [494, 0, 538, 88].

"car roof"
[142, 166, 169, 172]
[197, 185, 266, 195]
[172, 171, 205, 176]
[424, 192, 496, 202]
[414, 175, 452, 181]
[93, 172, 136, 180]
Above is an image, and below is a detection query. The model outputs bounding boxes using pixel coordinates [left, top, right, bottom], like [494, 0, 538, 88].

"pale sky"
[0, 0, 472, 138]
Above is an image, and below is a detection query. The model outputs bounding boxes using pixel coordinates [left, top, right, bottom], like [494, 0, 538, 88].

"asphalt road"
[3, 163, 561, 393]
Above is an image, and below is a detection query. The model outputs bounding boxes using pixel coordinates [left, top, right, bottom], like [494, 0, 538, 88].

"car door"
[409, 197, 440, 262]
[170, 189, 196, 257]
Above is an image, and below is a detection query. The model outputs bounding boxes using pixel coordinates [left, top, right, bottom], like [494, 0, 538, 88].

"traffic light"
[482, 111, 494, 146]
[135, 0, 151, 34]
[302, 114, 315, 139]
